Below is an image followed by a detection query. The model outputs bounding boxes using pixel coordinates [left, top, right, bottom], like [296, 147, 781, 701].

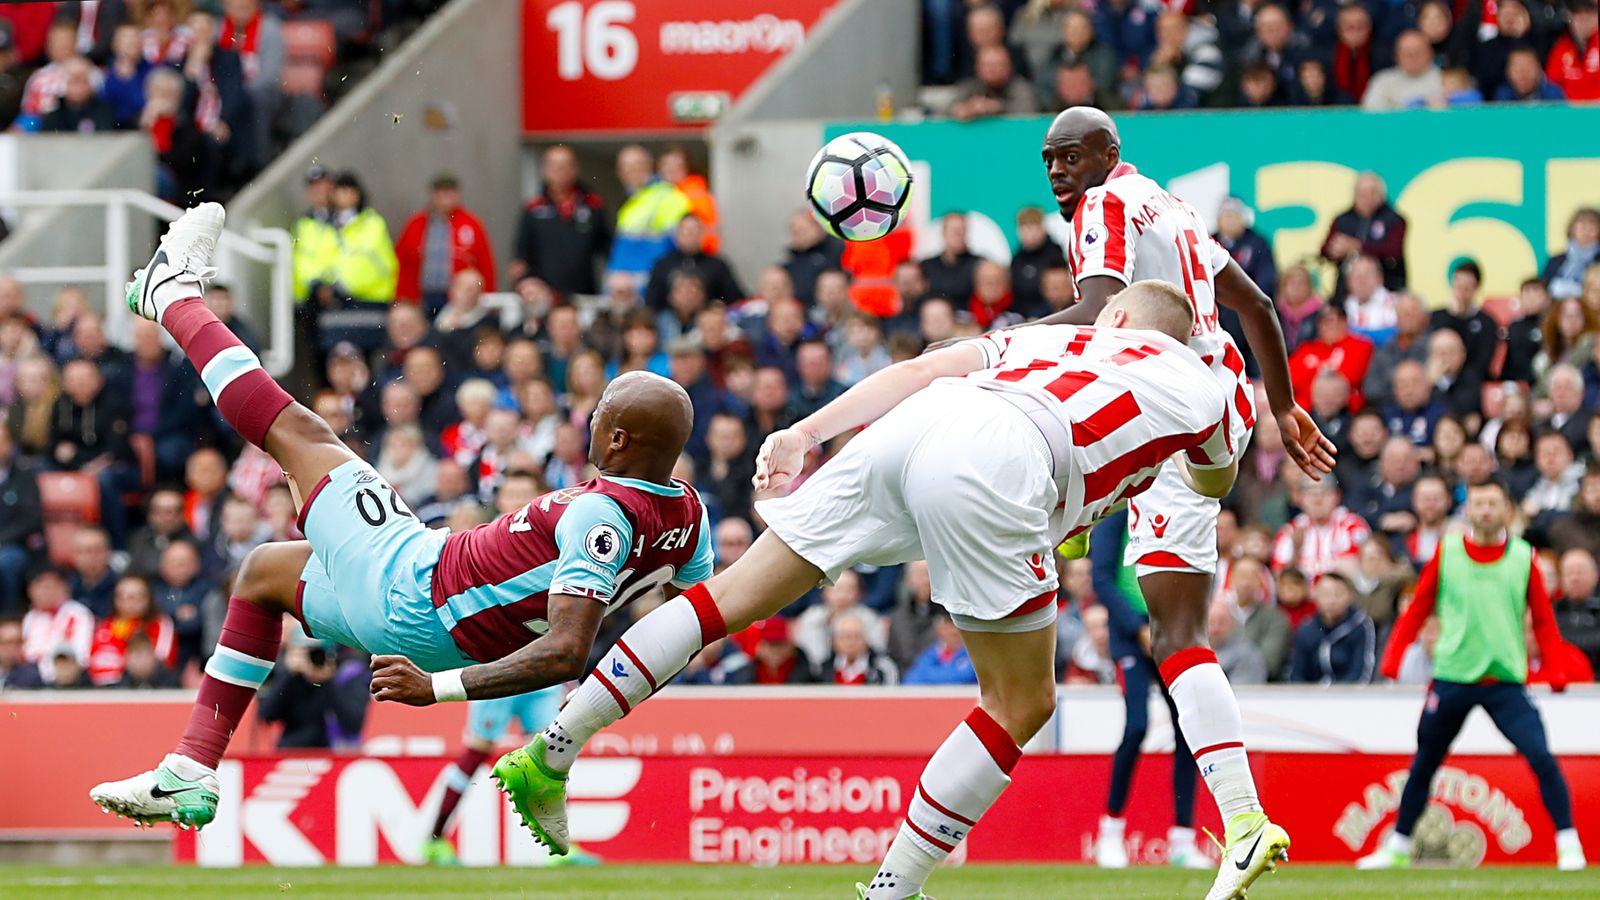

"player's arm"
[1378, 547, 1440, 680]
[1174, 454, 1239, 499]
[1030, 274, 1123, 327]
[755, 342, 988, 490]
[1527, 563, 1570, 691]
[370, 495, 631, 705]
[1213, 257, 1337, 480]
[1172, 394, 1242, 499]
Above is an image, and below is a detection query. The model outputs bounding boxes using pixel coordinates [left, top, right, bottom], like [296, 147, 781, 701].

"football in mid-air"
[805, 132, 913, 242]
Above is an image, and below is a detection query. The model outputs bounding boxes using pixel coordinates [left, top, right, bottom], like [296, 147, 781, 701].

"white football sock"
[163, 753, 216, 781]
[1558, 828, 1583, 853]
[1169, 825, 1197, 852]
[543, 595, 704, 773]
[1385, 831, 1413, 853]
[1160, 649, 1261, 823]
[865, 709, 1020, 900]
[1100, 815, 1126, 840]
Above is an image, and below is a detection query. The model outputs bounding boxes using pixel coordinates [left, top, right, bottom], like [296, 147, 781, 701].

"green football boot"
[89, 757, 220, 830]
[492, 735, 571, 855]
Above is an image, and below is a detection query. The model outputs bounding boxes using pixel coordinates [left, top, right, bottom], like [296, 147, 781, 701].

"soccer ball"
[804, 132, 913, 242]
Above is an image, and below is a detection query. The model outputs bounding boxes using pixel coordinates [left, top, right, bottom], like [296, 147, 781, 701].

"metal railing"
[0, 189, 294, 376]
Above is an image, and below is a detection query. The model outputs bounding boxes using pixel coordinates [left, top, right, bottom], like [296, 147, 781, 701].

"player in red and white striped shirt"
[529, 282, 1238, 900]
[1029, 107, 1336, 900]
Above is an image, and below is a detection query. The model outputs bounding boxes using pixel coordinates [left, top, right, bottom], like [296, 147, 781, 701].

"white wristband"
[431, 668, 468, 703]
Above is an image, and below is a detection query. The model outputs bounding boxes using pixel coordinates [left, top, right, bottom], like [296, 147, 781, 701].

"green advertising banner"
[826, 105, 1600, 307]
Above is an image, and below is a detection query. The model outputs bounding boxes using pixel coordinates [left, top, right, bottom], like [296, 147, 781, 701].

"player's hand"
[1277, 404, 1337, 480]
[369, 655, 435, 706]
[1137, 626, 1152, 658]
[753, 427, 815, 492]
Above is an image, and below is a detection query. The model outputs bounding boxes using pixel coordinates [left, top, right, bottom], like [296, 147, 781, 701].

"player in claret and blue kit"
[90, 205, 713, 832]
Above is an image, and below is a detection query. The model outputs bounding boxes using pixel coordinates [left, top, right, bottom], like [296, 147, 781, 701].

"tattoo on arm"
[460, 595, 603, 701]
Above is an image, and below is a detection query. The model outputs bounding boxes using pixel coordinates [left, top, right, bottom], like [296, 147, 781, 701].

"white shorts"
[1123, 405, 1254, 577]
[756, 382, 1061, 632]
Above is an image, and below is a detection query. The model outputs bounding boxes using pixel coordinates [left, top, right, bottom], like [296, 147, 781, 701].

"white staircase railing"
[0, 189, 294, 376]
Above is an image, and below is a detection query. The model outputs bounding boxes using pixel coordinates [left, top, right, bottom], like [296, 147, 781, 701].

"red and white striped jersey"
[959, 323, 1236, 536]
[1269, 507, 1371, 577]
[1067, 162, 1257, 442]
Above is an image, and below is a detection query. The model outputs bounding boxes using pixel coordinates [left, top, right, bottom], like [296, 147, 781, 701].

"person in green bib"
[1358, 479, 1586, 871]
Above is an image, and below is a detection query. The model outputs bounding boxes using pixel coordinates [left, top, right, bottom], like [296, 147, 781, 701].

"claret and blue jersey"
[295, 459, 712, 671]
[431, 474, 714, 663]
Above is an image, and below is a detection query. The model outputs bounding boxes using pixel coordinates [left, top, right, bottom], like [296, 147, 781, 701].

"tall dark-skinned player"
[1030, 107, 1337, 900]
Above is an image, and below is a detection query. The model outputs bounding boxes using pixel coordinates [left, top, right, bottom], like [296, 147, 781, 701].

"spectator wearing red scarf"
[969, 259, 1021, 330]
[220, 0, 283, 167]
[395, 173, 498, 315]
[88, 576, 178, 685]
[1332, 4, 1377, 101]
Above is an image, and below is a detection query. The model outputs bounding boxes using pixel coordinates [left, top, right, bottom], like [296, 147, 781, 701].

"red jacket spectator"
[395, 187, 498, 303]
[88, 613, 178, 685]
[1289, 304, 1375, 412]
[1546, 6, 1600, 101]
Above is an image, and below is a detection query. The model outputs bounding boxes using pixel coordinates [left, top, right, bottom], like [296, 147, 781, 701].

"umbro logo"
[355, 473, 377, 485]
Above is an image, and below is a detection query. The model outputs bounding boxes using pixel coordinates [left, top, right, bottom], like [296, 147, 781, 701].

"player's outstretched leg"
[493, 531, 822, 854]
[423, 743, 488, 865]
[126, 203, 356, 504]
[90, 542, 310, 827]
[1141, 570, 1288, 900]
[857, 624, 1055, 900]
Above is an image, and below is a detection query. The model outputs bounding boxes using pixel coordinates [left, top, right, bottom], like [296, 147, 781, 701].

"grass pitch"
[5, 863, 1598, 898]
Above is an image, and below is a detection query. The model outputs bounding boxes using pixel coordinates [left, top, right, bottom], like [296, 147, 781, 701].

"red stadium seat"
[280, 59, 327, 98]
[283, 19, 337, 69]
[37, 471, 101, 566]
[280, 20, 337, 99]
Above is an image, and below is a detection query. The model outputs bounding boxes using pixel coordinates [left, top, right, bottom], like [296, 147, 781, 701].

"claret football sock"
[865, 708, 1021, 900]
[161, 297, 293, 449]
[175, 597, 281, 769]
[1159, 647, 1261, 822]
[544, 584, 726, 773]
[431, 746, 490, 839]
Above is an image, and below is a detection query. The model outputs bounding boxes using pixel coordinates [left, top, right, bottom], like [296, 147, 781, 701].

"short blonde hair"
[455, 377, 498, 412]
[1102, 280, 1195, 343]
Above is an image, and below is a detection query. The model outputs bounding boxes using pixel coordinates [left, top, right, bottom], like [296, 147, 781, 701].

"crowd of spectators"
[0, 1, 445, 206]
[925, 0, 1600, 119]
[4, 134, 1600, 700]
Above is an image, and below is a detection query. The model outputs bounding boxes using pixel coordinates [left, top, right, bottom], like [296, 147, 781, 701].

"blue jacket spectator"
[904, 614, 977, 685]
[1494, 45, 1568, 102]
[1382, 360, 1448, 446]
[1288, 573, 1376, 683]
